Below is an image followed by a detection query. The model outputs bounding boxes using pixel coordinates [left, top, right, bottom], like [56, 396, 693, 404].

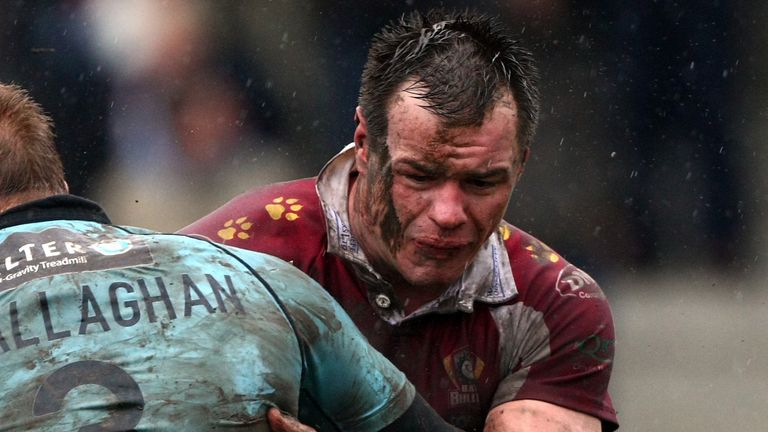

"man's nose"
[427, 182, 468, 229]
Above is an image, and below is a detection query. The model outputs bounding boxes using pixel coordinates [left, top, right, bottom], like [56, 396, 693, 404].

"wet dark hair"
[0, 83, 67, 198]
[358, 9, 540, 158]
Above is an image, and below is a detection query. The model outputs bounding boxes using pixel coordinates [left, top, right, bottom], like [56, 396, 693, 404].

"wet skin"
[350, 83, 525, 308]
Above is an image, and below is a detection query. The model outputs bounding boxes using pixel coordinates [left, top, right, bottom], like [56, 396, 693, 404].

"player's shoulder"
[498, 221, 607, 306]
[144, 230, 309, 280]
[499, 221, 568, 277]
[179, 177, 326, 247]
[211, 177, 317, 219]
[105, 228, 336, 329]
[229, 177, 317, 194]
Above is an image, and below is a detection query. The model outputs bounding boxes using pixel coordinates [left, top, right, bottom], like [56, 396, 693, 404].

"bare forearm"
[484, 400, 600, 432]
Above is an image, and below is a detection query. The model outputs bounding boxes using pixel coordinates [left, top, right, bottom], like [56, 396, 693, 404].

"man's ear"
[515, 147, 530, 181]
[353, 106, 370, 174]
[521, 147, 530, 165]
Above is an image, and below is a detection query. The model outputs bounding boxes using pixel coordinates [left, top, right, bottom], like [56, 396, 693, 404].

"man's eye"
[467, 178, 496, 189]
[406, 174, 433, 183]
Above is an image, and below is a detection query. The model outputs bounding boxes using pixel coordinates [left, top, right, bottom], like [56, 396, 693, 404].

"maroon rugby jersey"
[181, 147, 618, 431]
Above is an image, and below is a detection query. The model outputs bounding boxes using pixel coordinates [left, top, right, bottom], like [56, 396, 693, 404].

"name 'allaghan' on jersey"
[0, 272, 245, 354]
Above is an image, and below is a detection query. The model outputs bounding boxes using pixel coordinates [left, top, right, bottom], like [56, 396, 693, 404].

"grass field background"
[608, 270, 768, 431]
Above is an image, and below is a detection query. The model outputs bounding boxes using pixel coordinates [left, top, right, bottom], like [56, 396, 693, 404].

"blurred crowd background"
[2, 1, 767, 430]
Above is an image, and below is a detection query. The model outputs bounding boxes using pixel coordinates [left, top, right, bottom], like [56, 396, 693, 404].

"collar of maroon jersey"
[316, 144, 519, 324]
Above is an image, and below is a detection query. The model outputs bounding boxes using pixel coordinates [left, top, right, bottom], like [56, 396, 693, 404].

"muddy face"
[352, 85, 523, 293]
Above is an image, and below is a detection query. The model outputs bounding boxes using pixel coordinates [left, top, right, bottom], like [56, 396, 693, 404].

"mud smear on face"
[376, 158, 402, 252]
[359, 145, 403, 256]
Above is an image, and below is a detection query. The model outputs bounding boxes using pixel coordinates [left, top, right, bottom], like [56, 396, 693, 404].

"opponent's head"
[0, 83, 67, 212]
[350, 10, 539, 293]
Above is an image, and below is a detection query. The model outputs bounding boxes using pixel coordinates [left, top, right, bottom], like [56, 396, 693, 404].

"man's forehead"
[386, 83, 518, 125]
[388, 93, 518, 142]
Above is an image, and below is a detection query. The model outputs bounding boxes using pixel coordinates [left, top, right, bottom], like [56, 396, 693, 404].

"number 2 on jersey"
[33, 360, 144, 431]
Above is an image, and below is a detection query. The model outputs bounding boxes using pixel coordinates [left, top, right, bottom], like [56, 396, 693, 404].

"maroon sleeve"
[492, 229, 618, 431]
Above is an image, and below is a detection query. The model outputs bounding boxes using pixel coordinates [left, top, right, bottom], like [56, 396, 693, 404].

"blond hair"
[0, 83, 67, 204]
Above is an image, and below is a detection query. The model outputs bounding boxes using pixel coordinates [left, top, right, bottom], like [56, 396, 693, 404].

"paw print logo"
[525, 240, 560, 263]
[498, 223, 512, 241]
[265, 197, 303, 221]
[218, 217, 253, 241]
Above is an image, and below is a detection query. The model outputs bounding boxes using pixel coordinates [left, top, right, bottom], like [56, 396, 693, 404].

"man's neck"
[0, 191, 53, 214]
[393, 283, 446, 316]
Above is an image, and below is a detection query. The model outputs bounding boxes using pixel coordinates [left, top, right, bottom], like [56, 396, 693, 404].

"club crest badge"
[443, 347, 484, 406]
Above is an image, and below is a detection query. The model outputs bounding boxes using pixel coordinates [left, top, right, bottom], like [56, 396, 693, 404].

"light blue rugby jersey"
[0, 219, 414, 431]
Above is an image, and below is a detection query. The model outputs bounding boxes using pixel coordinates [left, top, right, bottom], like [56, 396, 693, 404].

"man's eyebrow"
[395, 158, 511, 179]
[394, 158, 442, 175]
[466, 168, 511, 179]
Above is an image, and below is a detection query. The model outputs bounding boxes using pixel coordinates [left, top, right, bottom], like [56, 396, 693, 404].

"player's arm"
[269, 394, 461, 432]
[380, 393, 462, 431]
[256, 254, 458, 431]
[484, 400, 600, 432]
[267, 408, 318, 432]
[487, 254, 617, 431]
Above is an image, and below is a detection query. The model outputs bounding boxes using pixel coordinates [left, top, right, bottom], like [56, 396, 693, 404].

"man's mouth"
[414, 239, 471, 259]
